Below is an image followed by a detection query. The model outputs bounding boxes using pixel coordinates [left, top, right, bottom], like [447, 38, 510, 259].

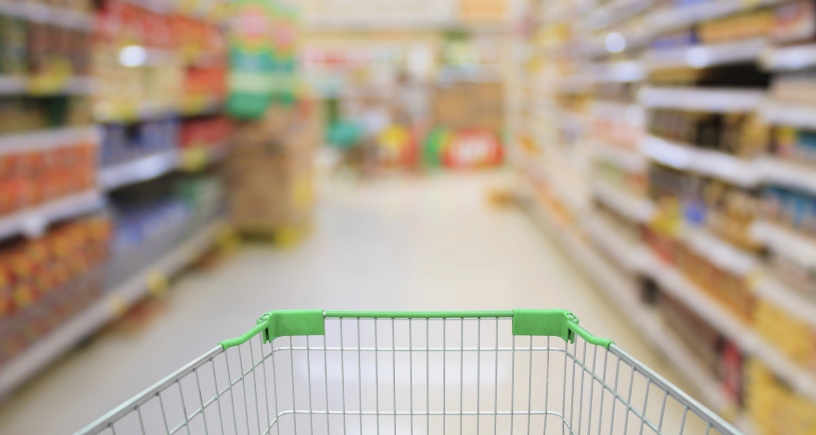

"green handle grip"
[219, 309, 614, 349]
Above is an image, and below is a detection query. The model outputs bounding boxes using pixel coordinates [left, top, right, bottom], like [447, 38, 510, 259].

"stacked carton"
[226, 102, 321, 234]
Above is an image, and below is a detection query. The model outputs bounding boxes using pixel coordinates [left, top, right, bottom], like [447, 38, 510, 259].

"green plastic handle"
[219, 309, 614, 349]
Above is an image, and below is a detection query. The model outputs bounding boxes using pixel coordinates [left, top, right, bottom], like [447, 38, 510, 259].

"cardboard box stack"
[431, 82, 504, 132]
[226, 102, 321, 235]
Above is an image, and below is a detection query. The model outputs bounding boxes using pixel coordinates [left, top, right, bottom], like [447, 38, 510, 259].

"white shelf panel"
[594, 60, 646, 83]
[640, 135, 759, 187]
[0, 126, 99, 155]
[749, 220, 816, 267]
[643, 38, 766, 70]
[678, 226, 760, 277]
[755, 156, 816, 196]
[0, 191, 105, 242]
[760, 43, 816, 71]
[592, 182, 655, 224]
[99, 150, 181, 191]
[638, 87, 765, 113]
[754, 277, 816, 331]
[759, 99, 816, 130]
[583, 212, 649, 272]
[0, 76, 95, 95]
[591, 140, 648, 172]
[0, 220, 227, 399]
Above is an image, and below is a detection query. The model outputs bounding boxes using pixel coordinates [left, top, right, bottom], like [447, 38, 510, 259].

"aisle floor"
[0, 171, 700, 434]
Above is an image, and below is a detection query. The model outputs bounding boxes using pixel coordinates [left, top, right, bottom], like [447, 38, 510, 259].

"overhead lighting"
[605, 32, 626, 53]
[119, 45, 147, 67]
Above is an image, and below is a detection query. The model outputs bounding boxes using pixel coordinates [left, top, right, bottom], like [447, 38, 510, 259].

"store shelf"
[525, 193, 739, 416]
[755, 156, 816, 196]
[0, 1, 94, 30]
[758, 99, 816, 130]
[749, 220, 816, 267]
[760, 43, 816, 71]
[643, 38, 766, 70]
[638, 87, 765, 113]
[592, 182, 655, 223]
[99, 150, 181, 191]
[593, 60, 646, 83]
[0, 191, 105, 242]
[0, 125, 99, 153]
[640, 134, 758, 187]
[754, 277, 816, 331]
[591, 140, 648, 172]
[99, 143, 229, 190]
[95, 98, 223, 124]
[678, 226, 760, 277]
[582, 212, 649, 272]
[644, 253, 816, 402]
[646, 0, 783, 37]
[0, 219, 228, 399]
[0, 75, 95, 95]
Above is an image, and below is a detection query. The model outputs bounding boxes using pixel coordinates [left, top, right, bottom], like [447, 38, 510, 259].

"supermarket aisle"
[1, 171, 692, 434]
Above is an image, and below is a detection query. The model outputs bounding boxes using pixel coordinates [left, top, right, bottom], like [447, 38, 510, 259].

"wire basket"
[76, 309, 741, 435]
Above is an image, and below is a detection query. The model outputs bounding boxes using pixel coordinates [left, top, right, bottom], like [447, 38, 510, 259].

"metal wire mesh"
[79, 316, 736, 435]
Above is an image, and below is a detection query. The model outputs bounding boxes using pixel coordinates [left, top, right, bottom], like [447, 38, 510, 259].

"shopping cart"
[76, 309, 742, 435]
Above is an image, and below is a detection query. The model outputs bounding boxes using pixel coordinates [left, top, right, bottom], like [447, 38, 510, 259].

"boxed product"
[756, 299, 816, 372]
[770, 71, 816, 105]
[648, 110, 769, 158]
[702, 180, 762, 251]
[648, 64, 770, 88]
[774, 127, 816, 163]
[760, 185, 816, 237]
[431, 82, 504, 132]
[0, 216, 111, 366]
[675, 239, 756, 322]
[768, 249, 816, 301]
[697, 10, 774, 44]
[226, 103, 319, 233]
[771, 0, 816, 44]
[747, 360, 816, 435]
[659, 291, 724, 375]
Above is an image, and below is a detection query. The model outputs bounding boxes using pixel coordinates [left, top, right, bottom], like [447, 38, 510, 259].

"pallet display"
[513, 0, 816, 432]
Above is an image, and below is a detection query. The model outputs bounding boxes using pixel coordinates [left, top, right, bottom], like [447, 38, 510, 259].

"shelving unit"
[0, 0, 234, 398]
[513, 0, 816, 428]
[0, 191, 105, 242]
[523, 187, 740, 418]
[0, 220, 227, 399]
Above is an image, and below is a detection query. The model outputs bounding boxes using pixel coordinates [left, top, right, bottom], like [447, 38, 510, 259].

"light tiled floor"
[0, 171, 702, 434]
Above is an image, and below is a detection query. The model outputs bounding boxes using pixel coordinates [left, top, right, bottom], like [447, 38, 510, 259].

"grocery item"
[771, 0, 816, 44]
[648, 110, 769, 158]
[761, 185, 816, 237]
[697, 10, 774, 44]
[0, 216, 111, 366]
[747, 360, 816, 435]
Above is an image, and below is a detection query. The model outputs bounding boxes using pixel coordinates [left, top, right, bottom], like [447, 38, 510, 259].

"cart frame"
[76, 309, 742, 435]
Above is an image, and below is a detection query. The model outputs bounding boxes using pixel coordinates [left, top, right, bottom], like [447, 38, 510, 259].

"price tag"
[147, 271, 168, 297]
[181, 147, 208, 172]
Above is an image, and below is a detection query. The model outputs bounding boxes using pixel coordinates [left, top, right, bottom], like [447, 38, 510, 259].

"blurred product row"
[0, 0, 318, 401]
[513, 0, 816, 433]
